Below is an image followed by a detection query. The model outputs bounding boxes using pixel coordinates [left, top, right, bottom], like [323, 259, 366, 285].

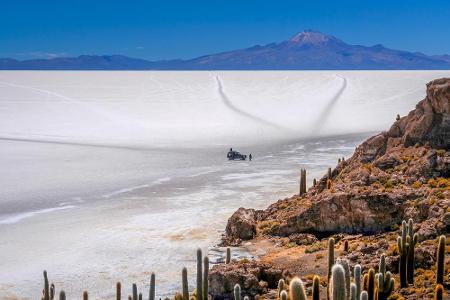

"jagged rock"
[225, 208, 260, 243]
[416, 218, 440, 242]
[388, 78, 450, 149]
[209, 260, 282, 298]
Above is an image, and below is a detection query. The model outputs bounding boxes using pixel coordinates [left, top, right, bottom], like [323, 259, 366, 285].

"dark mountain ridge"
[2, 30, 450, 70]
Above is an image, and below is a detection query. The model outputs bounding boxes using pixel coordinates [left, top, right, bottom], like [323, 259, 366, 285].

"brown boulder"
[209, 260, 282, 297]
[225, 208, 260, 243]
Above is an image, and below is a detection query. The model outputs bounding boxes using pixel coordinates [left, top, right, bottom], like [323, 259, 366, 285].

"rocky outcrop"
[223, 78, 450, 242]
[388, 78, 450, 149]
[212, 78, 450, 299]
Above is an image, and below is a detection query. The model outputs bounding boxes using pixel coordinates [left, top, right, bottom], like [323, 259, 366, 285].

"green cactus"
[336, 258, 350, 298]
[59, 291, 66, 300]
[354, 264, 361, 300]
[328, 167, 332, 179]
[43, 270, 50, 300]
[436, 235, 446, 285]
[197, 249, 203, 300]
[234, 284, 241, 300]
[203, 257, 209, 300]
[132, 284, 138, 300]
[350, 283, 356, 300]
[50, 283, 55, 300]
[327, 238, 335, 300]
[289, 277, 307, 300]
[280, 290, 288, 300]
[330, 264, 346, 300]
[312, 275, 320, 300]
[150, 273, 156, 300]
[435, 284, 443, 300]
[182, 267, 189, 300]
[406, 219, 418, 284]
[117, 282, 121, 300]
[299, 169, 307, 196]
[397, 220, 408, 288]
[367, 269, 375, 300]
[83, 291, 88, 300]
[377, 255, 394, 300]
[226, 248, 231, 264]
[313, 178, 317, 187]
[360, 291, 368, 300]
[277, 279, 285, 298]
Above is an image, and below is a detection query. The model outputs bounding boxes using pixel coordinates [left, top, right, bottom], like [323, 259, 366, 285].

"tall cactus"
[435, 284, 443, 300]
[203, 256, 209, 300]
[350, 283, 356, 300]
[83, 291, 88, 300]
[336, 258, 350, 299]
[299, 169, 307, 196]
[436, 235, 446, 285]
[312, 275, 320, 300]
[330, 264, 346, 300]
[117, 282, 121, 300]
[377, 255, 394, 300]
[277, 279, 285, 298]
[354, 264, 361, 300]
[328, 167, 332, 179]
[328, 238, 335, 300]
[149, 273, 155, 300]
[182, 267, 189, 300]
[132, 284, 138, 300]
[226, 248, 231, 264]
[196, 249, 203, 300]
[59, 291, 66, 300]
[280, 290, 288, 300]
[233, 284, 241, 300]
[289, 277, 307, 300]
[43, 270, 50, 300]
[397, 220, 408, 287]
[367, 269, 375, 300]
[406, 219, 418, 284]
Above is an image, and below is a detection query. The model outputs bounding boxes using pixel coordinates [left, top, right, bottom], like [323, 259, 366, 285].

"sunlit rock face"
[224, 78, 450, 241]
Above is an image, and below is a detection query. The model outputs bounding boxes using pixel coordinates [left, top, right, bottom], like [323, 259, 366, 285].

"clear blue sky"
[2, 0, 450, 60]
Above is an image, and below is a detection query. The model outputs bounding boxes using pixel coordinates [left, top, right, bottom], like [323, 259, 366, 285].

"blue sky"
[1, 0, 450, 60]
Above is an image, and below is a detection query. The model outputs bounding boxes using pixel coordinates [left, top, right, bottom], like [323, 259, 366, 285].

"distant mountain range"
[2, 30, 450, 70]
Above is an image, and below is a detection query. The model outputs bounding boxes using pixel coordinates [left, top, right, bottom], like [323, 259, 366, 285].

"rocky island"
[210, 78, 450, 299]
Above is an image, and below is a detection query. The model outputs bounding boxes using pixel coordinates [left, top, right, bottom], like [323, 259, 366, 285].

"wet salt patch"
[221, 170, 292, 181]
[101, 177, 172, 199]
[0, 205, 76, 225]
[102, 184, 150, 198]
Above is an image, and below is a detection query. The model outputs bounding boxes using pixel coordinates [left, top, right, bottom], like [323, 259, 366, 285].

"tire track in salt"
[313, 74, 347, 133]
[215, 76, 294, 134]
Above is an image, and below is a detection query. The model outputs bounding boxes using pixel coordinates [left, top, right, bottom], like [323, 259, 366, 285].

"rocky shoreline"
[210, 78, 450, 299]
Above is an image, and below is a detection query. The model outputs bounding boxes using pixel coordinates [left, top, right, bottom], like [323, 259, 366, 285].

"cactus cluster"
[37, 221, 447, 300]
[397, 219, 417, 287]
[376, 254, 394, 300]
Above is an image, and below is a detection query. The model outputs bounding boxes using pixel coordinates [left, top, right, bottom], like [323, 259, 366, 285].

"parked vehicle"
[227, 148, 247, 160]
